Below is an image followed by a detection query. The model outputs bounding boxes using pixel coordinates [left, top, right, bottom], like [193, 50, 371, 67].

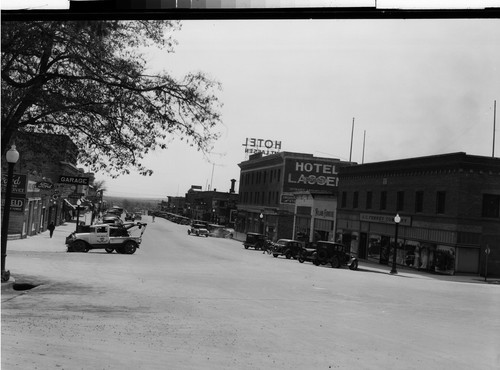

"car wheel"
[298, 256, 305, 263]
[244, 245, 249, 249]
[115, 246, 124, 254]
[205, 234, 209, 237]
[105, 248, 114, 253]
[349, 260, 359, 270]
[285, 251, 292, 259]
[73, 240, 88, 253]
[273, 254, 278, 258]
[313, 259, 320, 266]
[188, 230, 191, 235]
[123, 241, 137, 255]
[331, 256, 341, 268]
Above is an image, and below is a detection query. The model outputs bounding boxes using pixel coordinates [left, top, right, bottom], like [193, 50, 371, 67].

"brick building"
[184, 182, 239, 225]
[237, 151, 353, 241]
[1, 132, 93, 238]
[336, 152, 500, 276]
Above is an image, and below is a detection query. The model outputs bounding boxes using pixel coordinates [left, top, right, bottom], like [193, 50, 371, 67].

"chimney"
[230, 179, 236, 193]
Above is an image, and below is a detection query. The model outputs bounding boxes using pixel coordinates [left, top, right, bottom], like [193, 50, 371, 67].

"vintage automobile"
[208, 224, 235, 238]
[299, 241, 358, 269]
[101, 214, 123, 226]
[243, 232, 268, 250]
[297, 245, 317, 264]
[272, 239, 303, 259]
[188, 223, 210, 237]
[124, 212, 135, 221]
[65, 222, 147, 254]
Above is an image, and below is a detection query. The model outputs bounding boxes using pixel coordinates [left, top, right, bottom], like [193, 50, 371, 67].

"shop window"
[380, 191, 387, 210]
[396, 191, 405, 211]
[366, 191, 372, 209]
[341, 191, 347, 208]
[415, 191, 424, 213]
[482, 194, 500, 218]
[353, 191, 359, 209]
[436, 191, 446, 214]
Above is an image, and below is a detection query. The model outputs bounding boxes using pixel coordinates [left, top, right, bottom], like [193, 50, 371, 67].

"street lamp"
[1, 145, 20, 282]
[75, 199, 82, 232]
[390, 213, 401, 275]
[259, 212, 264, 234]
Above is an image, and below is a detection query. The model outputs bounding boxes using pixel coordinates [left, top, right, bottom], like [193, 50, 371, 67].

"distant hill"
[103, 196, 162, 212]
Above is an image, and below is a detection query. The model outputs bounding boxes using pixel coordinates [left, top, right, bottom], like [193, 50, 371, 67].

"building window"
[380, 191, 387, 210]
[277, 169, 281, 182]
[353, 191, 359, 209]
[415, 191, 424, 213]
[396, 191, 405, 211]
[366, 191, 372, 209]
[341, 191, 347, 208]
[436, 191, 446, 214]
[482, 194, 500, 218]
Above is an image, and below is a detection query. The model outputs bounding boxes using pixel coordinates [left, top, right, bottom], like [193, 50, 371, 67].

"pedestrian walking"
[152, 215, 155, 223]
[48, 222, 55, 238]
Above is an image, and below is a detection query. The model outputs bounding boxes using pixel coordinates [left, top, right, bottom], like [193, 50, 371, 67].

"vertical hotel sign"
[1, 173, 27, 211]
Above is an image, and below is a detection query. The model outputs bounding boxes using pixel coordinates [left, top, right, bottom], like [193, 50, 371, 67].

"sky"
[2, 2, 500, 199]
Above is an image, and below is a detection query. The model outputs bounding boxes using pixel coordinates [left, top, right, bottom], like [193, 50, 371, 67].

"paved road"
[2, 216, 500, 369]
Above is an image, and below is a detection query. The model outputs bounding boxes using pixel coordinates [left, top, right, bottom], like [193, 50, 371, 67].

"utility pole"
[493, 100, 496, 157]
[349, 117, 355, 162]
[362, 130, 366, 164]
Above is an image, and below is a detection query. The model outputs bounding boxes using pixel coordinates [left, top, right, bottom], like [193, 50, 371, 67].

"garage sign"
[58, 176, 90, 185]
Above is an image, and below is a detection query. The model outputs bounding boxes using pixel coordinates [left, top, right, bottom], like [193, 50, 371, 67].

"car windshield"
[246, 234, 263, 242]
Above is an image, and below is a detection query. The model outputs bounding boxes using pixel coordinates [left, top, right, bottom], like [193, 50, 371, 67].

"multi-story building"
[183, 182, 239, 225]
[237, 151, 353, 241]
[336, 152, 500, 276]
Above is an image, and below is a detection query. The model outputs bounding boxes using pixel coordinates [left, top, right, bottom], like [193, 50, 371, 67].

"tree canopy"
[1, 20, 222, 176]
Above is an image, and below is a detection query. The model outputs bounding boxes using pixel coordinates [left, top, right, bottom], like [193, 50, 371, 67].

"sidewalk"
[232, 231, 499, 285]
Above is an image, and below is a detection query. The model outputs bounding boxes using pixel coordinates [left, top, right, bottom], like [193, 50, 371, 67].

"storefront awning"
[64, 199, 76, 210]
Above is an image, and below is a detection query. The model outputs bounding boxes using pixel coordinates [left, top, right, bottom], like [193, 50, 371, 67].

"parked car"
[66, 221, 147, 254]
[208, 225, 235, 238]
[188, 223, 209, 237]
[102, 215, 123, 226]
[297, 244, 317, 264]
[243, 232, 268, 250]
[300, 241, 358, 269]
[272, 239, 303, 259]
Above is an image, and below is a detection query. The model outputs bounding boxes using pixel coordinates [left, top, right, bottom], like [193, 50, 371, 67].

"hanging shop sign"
[283, 158, 339, 193]
[242, 137, 282, 155]
[35, 180, 54, 190]
[1, 173, 27, 195]
[58, 175, 90, 185]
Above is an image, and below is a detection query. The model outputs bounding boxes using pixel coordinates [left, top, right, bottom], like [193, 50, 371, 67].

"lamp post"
[390, 213, 401, 275]
[259, 212, 264, 234]
[1, 145, 20, 282]
[75, 199, 82, 232]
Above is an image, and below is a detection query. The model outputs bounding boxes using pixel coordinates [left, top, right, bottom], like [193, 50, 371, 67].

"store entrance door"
[359, 233, 368, 259]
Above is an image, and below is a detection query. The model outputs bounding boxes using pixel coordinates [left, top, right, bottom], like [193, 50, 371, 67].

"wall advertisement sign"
[360, 213, 412, 226]
[1, 173, 27, 195]
[1, 196, 26, 212]
[283, 158, 339, 193]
